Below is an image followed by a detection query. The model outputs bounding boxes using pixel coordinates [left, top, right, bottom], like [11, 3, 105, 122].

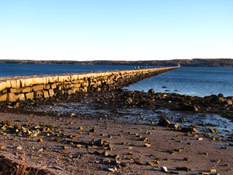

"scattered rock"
[161, 166, 168, 173]
[108, 167, 117, 172]
[63, 146, 70, 150]
[38, 138, 43, 142]
[181, 127, 198, 134]
[175, 167, 191, 172]
[144, 143, 151, 148]
[16, 146, 23, 150]
[158, 117, 170, 127]
[148, 88, 154, 94]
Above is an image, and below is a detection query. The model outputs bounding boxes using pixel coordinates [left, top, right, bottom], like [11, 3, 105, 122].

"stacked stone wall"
[0, 67, 179, 103]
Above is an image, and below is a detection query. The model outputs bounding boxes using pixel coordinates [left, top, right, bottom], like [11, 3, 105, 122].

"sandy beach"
[0, 103, 233, 175]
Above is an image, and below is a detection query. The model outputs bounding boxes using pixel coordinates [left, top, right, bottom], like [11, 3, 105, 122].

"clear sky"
[0, 0, 233, 61]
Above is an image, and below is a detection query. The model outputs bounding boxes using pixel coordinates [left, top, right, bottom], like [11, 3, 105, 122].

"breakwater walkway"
[0, 67, 179, 103]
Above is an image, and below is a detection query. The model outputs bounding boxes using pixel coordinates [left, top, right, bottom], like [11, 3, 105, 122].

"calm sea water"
[0, 63, 136, 77]
[0, 64, 232, 97]
[125, 67, 233, 97]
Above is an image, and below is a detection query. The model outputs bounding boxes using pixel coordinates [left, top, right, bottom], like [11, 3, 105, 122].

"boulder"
[158, 117, 170, 127]
[148, 88, 155, 94]
[126, 97, 133, 104]
[181, 127, 198, 133]
[226, 100, 232, 105]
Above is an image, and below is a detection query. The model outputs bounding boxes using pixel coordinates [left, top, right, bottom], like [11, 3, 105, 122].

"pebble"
[0, 145, 6, 149]
[103, 151, 109, 157]
[161, 166, 168, 173]
[144, 143, 151, 148]
[38, 138, 43, 142]
[147, 161, 155, 166]
[16, 146, 23, 150]
[63, 146, 70, 150]
[108, 167, 117, 172]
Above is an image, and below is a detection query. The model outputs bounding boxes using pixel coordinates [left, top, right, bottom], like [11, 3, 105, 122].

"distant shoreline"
[0, 58, 233, 67]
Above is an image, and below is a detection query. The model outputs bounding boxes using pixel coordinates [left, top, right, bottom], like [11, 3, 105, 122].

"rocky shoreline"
[0, 90, 233, 174]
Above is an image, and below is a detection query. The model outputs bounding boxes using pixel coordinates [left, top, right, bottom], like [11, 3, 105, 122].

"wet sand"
[0, 111, 233, 175]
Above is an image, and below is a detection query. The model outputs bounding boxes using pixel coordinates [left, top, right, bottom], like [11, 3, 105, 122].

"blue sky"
[0, 0, 233, 60]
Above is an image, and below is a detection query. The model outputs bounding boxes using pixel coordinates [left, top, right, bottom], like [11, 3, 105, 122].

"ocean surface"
[0, 63, 233, 97]
[125, 67, 233, 97]
[0, 63, 136, 77]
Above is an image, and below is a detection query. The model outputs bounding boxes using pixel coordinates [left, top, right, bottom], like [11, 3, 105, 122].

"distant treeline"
[0, 59, 232, 67]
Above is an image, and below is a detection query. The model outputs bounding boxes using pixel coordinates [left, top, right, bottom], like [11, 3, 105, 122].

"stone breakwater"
[0, 67, 179, 103]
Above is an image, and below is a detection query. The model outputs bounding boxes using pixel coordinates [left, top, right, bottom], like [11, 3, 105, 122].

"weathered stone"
[51, 84, 57, 89]
[0, 94, 7, 102]
[8, 93, 17, 102]
[63, 146, 70, 150]
[126, 98, 133, 104]
[148, 88, 154, 94]
[144, 143, 151, 148]
[22, 87, 31, 93]
[48, 76, 58, 83]
[49, 89, 54, 97]
[0, 82, 6, 91]
[147, 161, 155, 166]
[161, 166, 168, 173]
[73, 84, 81, 88]
[218, 97, 225, 102]
[43, 91, 49, 98]
[21, 79, 33, 87]
[32, 85, 44, 92]
[169, 124, 179, 130]
[10, 80, 21, 89]
[226, 99, 232, 105]
[16, 146, 23, 150]
[25, 92, 34, 100]
[158, 117, 170, 127]
[44, 84, 50, 89]
[181, 127, 198, 134]
[35, 91, 44, 99]
[103, 151, 109, 157]
[175, 167, 191, 172]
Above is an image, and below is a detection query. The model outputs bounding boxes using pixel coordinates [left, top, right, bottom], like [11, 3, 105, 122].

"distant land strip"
[0, 58, 233, 67]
